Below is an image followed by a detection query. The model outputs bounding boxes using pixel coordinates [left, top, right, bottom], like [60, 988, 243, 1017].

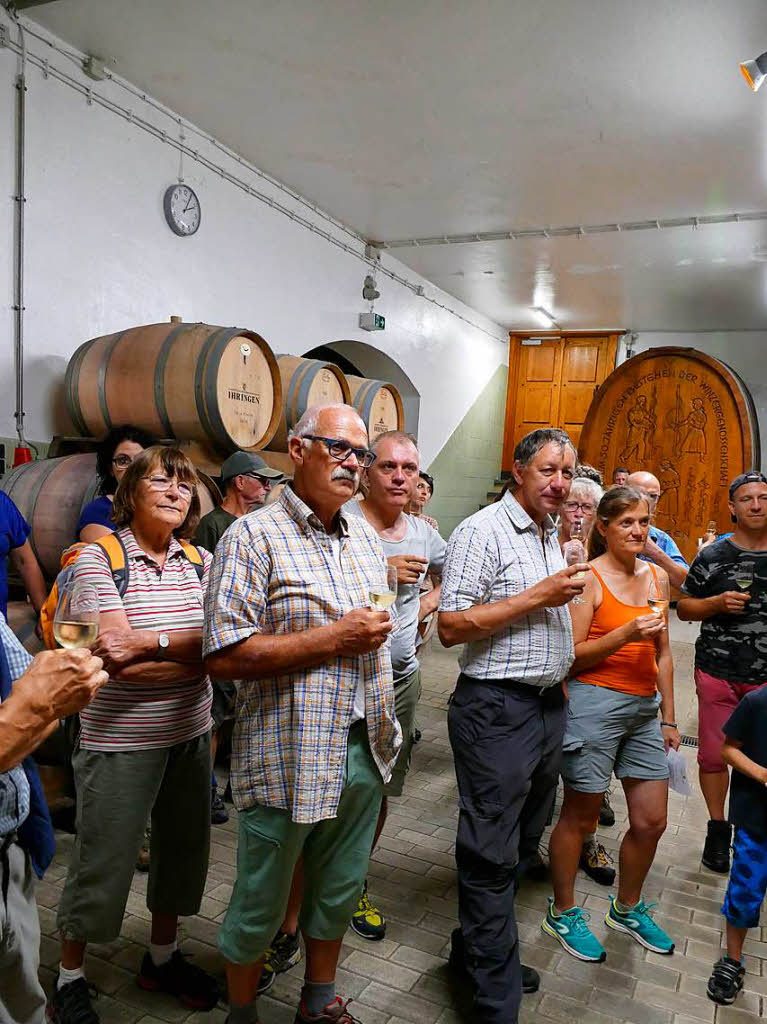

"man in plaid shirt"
[439, 428, 586, 1024]
[204, 403, 401, 1024]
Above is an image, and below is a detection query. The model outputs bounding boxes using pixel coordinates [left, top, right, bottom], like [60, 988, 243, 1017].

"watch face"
[163, 184, 201, 236]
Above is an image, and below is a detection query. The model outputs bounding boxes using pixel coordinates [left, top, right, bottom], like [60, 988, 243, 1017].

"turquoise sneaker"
[605, 897, 675, 954]
[541, 898, 607, 962]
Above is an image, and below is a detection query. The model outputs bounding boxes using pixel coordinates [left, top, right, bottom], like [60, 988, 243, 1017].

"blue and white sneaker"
[605, 897, 675, 954]
[541, 898, 607, 962]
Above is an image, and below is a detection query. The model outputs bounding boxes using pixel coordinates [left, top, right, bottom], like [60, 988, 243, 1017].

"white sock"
[150, 940, 177, 967]
[58, 964, 86, 988]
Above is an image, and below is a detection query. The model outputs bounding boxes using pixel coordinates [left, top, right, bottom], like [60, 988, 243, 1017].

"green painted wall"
[425, 363, 508, 537]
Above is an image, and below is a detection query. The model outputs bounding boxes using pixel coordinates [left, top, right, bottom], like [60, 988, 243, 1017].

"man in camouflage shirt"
[678, 471, 767, 874]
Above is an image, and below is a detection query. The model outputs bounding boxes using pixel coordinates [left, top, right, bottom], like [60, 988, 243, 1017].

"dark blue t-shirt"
[723, 685, 767, 836]
[0, 492, 31, 619]
[76, 496, 115, 537]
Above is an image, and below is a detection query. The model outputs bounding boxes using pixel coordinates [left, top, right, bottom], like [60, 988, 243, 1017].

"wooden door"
[502, 332, 619, 470]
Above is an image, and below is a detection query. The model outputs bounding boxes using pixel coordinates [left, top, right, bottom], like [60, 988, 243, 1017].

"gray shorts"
[384, 667, 422, 798]
[560, 679, 670, 793]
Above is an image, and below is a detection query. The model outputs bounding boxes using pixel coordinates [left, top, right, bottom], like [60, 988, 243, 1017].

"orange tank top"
[575, 564, 659, 697]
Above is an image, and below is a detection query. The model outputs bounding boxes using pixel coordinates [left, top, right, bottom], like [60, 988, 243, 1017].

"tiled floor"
[37, 621, 766, 1023]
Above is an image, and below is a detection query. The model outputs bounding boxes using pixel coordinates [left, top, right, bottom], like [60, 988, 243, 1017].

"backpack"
[39, 532, 204, 650]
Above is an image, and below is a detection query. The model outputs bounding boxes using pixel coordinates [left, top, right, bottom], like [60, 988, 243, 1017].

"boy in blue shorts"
[707, 684, 767, 1005]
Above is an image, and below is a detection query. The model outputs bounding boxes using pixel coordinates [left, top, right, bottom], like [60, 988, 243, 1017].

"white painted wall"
[0, 17, 507, 465]
[627, 332, 766, 472]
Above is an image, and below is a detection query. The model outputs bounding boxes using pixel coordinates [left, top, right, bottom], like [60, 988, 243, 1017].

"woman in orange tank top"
[545, 487, 680, 963]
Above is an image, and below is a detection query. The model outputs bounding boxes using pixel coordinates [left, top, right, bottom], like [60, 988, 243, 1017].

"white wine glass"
[369, 565, 398, 611]
[53, 580, 100, 649]
[563, 524, 587, 604]
[734, 559, 755, 592]
[647, 574, 670, 618]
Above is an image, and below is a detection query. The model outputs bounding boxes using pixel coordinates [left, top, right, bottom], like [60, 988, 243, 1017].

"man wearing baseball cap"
[678, 471, 767, 874]
[194, 452, 284, 827]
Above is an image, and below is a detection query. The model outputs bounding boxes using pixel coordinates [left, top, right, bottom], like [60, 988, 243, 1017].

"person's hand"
[388, 554, 428, 585]
[643, 536, 664, 563]
[661, 723, 681, 752]
[15, 649, 108, 721]
[91, 629, 154, 671]
[626, 613, 666, 641]
[334, 609, 393, 655]
[418, 589, 440, 622]
[530, 565, 590, 608]
[716, 591, 751, 615]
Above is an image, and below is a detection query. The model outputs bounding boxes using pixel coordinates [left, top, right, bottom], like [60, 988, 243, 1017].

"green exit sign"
[359, 311, 386, 331]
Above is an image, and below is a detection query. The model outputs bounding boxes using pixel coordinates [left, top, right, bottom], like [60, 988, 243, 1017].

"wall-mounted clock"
[163, 183, 201, 236]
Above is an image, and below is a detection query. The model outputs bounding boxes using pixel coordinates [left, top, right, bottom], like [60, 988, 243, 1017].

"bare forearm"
[647, 548, 687, 589]
[676, 595, 719, 621]
[723, 744, 766, 785]
[12, 549, 47, 614]
[0, 695, 58, 772]
[656, 658, 675, 721]
[419, 585, 442, 622]
[438, 592, 541, 647]
[112, 660, 204, 684]
[121, 629, 204, 665]
[206, 623, 341, 681]
[572, 624, 632, 674]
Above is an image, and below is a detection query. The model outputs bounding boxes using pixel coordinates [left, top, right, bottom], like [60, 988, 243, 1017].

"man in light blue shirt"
[627, 471, 689, 588]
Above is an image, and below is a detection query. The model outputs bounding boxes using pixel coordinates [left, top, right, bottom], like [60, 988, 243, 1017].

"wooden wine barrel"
[346, 376, 405, 441]
[1, 454, 221, 579]
[579, 348, 760, 564]
[65, 321, 282, 452]
[265, 356, 350, 452]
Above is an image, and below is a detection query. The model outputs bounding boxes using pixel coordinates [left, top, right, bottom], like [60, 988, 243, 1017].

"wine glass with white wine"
[647, 573, 670, 618]
[369, 565, 398, 611]
[53, 580, 100, 649]
[563, 519, 587, 604]
[733, 558, 755, 593]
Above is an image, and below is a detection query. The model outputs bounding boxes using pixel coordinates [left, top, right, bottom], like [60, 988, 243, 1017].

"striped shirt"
[0, 617, 33, 837]
[439, 491, 574, 687]
[73, 528, 212, 751]
[203, 484, 402, 825]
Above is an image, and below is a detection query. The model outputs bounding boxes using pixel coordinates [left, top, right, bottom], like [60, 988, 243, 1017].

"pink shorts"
[695, 668, 765, 772]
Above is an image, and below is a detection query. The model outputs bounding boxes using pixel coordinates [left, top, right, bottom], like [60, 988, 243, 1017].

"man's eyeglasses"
[301, 435, 377, 469]
[112, 454, 135, 468]
[143, 475, 195, 500]
[563, 501, 596, 514]
[244, 473, 272, 487]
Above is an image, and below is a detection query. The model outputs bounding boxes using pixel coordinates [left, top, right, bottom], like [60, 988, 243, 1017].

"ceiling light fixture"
[531, 306, 559, 329]
[740, 51, 767, 92]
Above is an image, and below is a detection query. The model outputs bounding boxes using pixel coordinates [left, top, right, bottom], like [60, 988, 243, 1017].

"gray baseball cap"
[220, 451, 285, 483]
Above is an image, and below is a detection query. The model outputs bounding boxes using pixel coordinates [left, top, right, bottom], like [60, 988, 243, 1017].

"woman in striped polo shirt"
[50, 447, 219, 1024]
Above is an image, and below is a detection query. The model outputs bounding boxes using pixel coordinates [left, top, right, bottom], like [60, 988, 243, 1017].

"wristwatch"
[660, 721, 677, 729]
[157, 632, 171, 654]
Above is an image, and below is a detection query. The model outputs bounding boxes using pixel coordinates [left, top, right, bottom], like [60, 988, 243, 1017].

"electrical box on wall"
[359, 312, 385, 331]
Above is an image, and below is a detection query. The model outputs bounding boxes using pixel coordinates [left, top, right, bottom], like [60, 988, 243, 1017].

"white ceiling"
[28, 0, 767, 330]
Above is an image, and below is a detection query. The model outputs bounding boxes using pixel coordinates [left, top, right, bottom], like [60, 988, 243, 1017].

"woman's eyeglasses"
[112, 454, 135, 468]
[563, 501, 596, 515]
[143, 475, 195, 500]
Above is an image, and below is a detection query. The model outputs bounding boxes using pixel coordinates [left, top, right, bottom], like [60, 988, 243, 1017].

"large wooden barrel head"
[346, 376, 405, 442]
[579, 348, 760, 563]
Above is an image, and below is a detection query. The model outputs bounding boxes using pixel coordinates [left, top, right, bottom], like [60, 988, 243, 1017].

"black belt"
[458, 673, 564, 703]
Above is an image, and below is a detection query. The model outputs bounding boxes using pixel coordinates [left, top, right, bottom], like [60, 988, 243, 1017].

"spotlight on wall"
[362, 275, 380, 301]
[740, 51, 767, 92]
[531, 306, 559, 329]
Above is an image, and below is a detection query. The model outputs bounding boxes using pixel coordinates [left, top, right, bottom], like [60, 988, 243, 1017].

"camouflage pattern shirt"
[682, 538, 767, 684]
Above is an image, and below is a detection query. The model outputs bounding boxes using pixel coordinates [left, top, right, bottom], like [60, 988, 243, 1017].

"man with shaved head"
[626, 471, 689, 589]
[204, 404, 401, 1024]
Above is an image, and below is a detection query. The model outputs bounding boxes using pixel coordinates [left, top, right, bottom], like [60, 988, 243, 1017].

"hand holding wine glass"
[562, 520, 587, 603]
[53, 580, 100, 650]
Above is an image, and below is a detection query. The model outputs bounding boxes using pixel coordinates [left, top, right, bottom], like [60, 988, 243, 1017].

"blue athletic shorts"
[722, 826, 767, 929]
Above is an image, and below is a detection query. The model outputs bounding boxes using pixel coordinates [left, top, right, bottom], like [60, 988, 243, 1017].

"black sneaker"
[702, 820, 732, 873]
[258, 929, 302, 994]
[579, 837, 616, 886]
[48, 978, 100, 1024]
[448, 928, 539, 994]
[136, 950, 219, 1010]
[211, 785, 229, 825]
[707, 955, 745, 1004]
[599, 791, 615, 828]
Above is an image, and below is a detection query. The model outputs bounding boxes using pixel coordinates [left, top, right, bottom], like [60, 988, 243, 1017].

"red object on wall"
[13, 446, 33, 466]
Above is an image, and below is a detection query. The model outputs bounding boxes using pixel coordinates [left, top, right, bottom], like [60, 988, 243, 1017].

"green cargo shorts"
[218, 721, 383, 964]
[384, 667, 422, 798]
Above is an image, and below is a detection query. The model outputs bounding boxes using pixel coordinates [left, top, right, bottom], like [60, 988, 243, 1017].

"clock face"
[163, 184, 201, 236]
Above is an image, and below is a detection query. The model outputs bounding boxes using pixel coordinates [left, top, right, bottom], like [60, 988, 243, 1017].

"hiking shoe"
[211, 785, 229, 825]
[448, 927, 539, 993]
[48, 979, 100, 1024]
[350, 881, 386, 940]
[702, 820, 732, 873]
[518, 847, 549, 884]
[258, 929, 302, 993]
[580, 838, 616, 886]
[257, 958, 276, 995]
[541, 899, 606, 962]
[707, 955, 745, 1004]
[599, 791, 615, 827]
[605, 898, 675, 954]
[295, 996, 361, 1023]
[136, 950, 219, 1009]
